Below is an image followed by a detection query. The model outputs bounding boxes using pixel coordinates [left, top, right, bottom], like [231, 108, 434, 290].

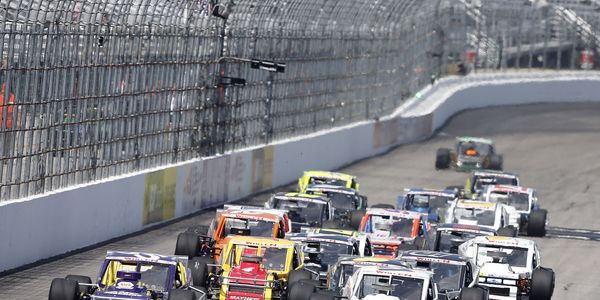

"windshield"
[359, 275, 424, 300]
[458, 142, 491, 156]
[273, 199, 325, 226]
[107, 261, 170, 292]
[332, 264, 355, 291]
[309, 177, 348, 187]
[489, 192, 530, 211]
[305, 241, 353, 267]
[429, 263, 464, 292]
[369, 215, 414, 238]
[229, 245, 289, 272]
[326, 192, 357, 211]
[223, 218, 275, 237]
[476, 245, 529, 268]
[437, 230, 490, 253]
[474, 176, 518, 191]
[453, 208, 495, 226]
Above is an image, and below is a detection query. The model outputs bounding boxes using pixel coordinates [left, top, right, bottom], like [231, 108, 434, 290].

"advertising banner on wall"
[143, 167, 176, 225]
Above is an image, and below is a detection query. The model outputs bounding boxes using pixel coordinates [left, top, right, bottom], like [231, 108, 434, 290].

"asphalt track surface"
[1, 103, 599, 299]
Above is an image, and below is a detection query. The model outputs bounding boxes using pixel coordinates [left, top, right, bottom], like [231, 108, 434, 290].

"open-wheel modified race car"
[48, 251, 205, 300]
[192, 236, 314, 300]
[297, 170, 360, 193]
[396, 250, 488, 300]
[397, 188, 459, 223]
[463, 170, 520, 199]
[445, 200, 520, 237]
[459, 236, 555, 300]
[326, 257, 410, 296]
[481, 185, 548, 237]
[265, 192, 334, 230]
[435, 137, 503, 172]
[357, 208, 431, 257]
[299, 227, 374, 257]
[174, 205, 291, 262]
[432, 224, 496, 254]
[305, 184, 368, 228]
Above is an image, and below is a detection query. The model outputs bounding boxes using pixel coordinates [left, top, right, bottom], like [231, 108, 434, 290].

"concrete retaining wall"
[2, 70, 600, 272]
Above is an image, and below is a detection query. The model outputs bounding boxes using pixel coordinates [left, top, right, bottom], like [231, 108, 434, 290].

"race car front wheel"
[175, 232, 201, 259]
[168, 289, 196, 300]
[435, 148, 451, 169]
[49, 278, 78, 300]
[288, 280, 316, 300]
[527, 210, 547, 237]
[531, 267, 555, 300]
[459, 287, 487, 300]
[65, 275, 92, 295]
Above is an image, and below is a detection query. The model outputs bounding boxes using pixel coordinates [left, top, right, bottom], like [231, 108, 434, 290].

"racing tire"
[288, 269, 313, 288]
[435, 148, 451, 170]
[497, 226, 518, 237]
[321, 220, 342, 229]
[527, 209, 547, 237]
[309, 291, 336, 300]
[65, 274, 92, 295]
[459, 287, 487, 300]
[487, 154, 503, 171]
[186, 225, 210, 236]
[288, 281, 316, 300]
[168, 289, 196, 300]
[370, 203, 395, 209]
[530, 267, 555, 300]
[298, 279, 321, 287]
[350, 210, 366, 230]
[49, 278, 78, 300]
[189, 256, 213, 288]
[175, 232, 201, 259]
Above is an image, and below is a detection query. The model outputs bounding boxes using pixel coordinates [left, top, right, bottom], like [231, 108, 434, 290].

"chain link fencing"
[0, 0, 599, 201]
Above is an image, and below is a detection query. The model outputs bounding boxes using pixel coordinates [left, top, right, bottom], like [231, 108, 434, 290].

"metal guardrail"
[0, 0, 599, 201]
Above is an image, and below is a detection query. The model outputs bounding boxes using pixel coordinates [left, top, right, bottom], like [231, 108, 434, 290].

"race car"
[287, 232, 369, 283]
[300, 227, 375, 257]
[342, 265, 440, 300]
[174, 205, 291, 261]
[445, 200, 520, 237]
[305, 184, 368, 228]
[459, 236, 555, 300]
[397, 188, 458, 223]
[297, 170, 359, 193]
[326, 257, 410, 295]
[193, 236, 313, 300]
[435, 137, 503, 171]
[463, 170, 520, 199]
[481, 185, 548, 236]
[48, 251, 204, 300]
[432, 224, 496, 253]
[396, 250, 488, 300]
[357, 208, 431, 256]
[265, 192, 334, 230]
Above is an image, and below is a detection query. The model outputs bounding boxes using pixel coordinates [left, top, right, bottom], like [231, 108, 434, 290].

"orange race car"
[174, 205, 291, 262]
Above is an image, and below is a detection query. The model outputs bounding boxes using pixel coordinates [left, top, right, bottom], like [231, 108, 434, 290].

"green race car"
[435, 136, 503, 172]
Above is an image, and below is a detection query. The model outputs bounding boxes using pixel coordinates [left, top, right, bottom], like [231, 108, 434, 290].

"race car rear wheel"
[527, 209, 547, 237]
[309, 291, 335, 300]
[435, 148, 451, 169]
[49, 278, 78, 300]
[531, 267, 555, 300]
[459, 287, 487, 300]
[288, 269, 313, 288]
[65, 274, 92, 295]
[350, 210, 366, 230]
[370, 203, 395, 209]
[288, 281, 316, 300]
[175, 232, 201, 259]
[189, 256, 212, 288]
[487, 154, 503, 171]
[497, 226, 518, 237]
[168, 289, 196, 300]
[186, 225, 209, 236]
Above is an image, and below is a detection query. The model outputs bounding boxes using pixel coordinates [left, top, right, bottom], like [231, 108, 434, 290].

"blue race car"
[397, 188, 458, 222]
[48, 251, 205, 300]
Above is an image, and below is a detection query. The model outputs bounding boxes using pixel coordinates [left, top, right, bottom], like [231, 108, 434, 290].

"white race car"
[480, 185, 548, 236]
[343, 265, 440, 300]
[459, 236, 555, 300]
[445, 200, 520, 237]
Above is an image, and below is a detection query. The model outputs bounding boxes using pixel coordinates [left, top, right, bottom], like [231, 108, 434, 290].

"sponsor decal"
[143, 167, 176, 225]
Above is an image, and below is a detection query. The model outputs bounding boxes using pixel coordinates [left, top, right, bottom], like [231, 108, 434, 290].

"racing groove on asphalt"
[1, 103, 599, 299]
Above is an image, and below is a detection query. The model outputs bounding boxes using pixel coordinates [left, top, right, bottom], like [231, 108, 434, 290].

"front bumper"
[478, 283, 520, 300]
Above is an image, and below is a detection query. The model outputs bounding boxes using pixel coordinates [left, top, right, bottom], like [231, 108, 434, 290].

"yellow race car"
[297, 170, 359, 193]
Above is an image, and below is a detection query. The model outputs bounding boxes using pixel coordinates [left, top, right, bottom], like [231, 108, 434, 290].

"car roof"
[487, 185, 531, 194]
[305, 228, 359, 237]
[339, 257, 409, 268]
[366, 208, 423, 219]
[105, 251, 183, 266]
[456, 200, 497, 210]
[470, 236, 536, 248]
[306, 184, 358, 194]
[359, 265, 432, 280]
[404, 188, 456, 198]
[228, 236, 296, 248]
[303, 170, 356, 181]
[473, 170, 518, 178]
[456, 136, 493, 144]
[273, 192, 330, 204]
[289, 233, 355, 245]
[436, 223, 496, 234]
[398, 250, 469, 264]
[221, 210, 281, 221]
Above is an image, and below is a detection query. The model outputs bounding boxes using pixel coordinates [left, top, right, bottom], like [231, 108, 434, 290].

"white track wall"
[2, 71, 600, 272]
